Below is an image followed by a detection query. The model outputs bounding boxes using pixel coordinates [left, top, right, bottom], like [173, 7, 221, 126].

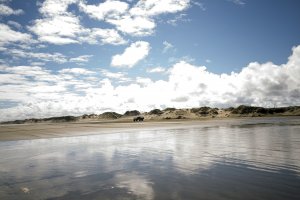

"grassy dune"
[1, 105, 300, 124]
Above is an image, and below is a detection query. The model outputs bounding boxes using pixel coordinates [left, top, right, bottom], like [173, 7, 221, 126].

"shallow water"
[1, 117, 300, 200]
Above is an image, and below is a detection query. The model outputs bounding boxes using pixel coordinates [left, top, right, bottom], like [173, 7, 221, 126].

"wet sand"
[1, 116, 300, 141]
[1, 116, 300, 199]
[0, 119, 217, 141]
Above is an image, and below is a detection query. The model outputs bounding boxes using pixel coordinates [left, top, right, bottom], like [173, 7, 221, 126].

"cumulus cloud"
[81, 28, 127, 45]
[0, 3, 24, 15]
[1, 45, 300, 121]
[111, 41, 150, 68]
[78, 0, 129, 20]
[130, 0, 190, 16]
[29, 0, 126, 45]
[0, 23, 32, 47]
[69, 55, 93, 63]
[7, 20, 22, 29]
[100, 69, 126, 79]
[38, 0, 78, 16]
[80, 0, 190, 36]
[29, 14, 82, 45]
[147, 67, 166, 73]
[28, 0, 191, 44]
[107, 16, 156, 36]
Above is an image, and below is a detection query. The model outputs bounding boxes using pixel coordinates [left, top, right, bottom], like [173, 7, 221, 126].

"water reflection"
[0, 117, 300, 199]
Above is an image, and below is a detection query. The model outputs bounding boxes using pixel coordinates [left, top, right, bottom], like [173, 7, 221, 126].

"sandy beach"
[0, 119, 209, 141]
[1, 116, 299, 141]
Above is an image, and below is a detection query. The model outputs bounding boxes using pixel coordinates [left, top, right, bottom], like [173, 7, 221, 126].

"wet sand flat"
[1, 116, 300, 141]
[0, 116, 300, 200]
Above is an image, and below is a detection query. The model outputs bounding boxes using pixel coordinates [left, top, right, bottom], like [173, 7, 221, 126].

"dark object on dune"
[133, 116, 144, 122]
[149, 109, 163, 115]
[124, 110, 141, 116]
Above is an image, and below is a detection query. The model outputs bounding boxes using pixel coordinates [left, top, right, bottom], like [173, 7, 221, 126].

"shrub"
[149, 109, 163, 115]
[123, 110, 141, 116]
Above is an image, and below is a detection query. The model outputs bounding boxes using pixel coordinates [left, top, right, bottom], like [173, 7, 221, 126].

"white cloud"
[130, 0, 190, 16]
[168, 55, 195, 63]
[29, 14, 83, 45]
[107, 16, 156, 36]
[78, 0, 128, 20]
[39, 0, 78, 17]
[147, 67, 166, 73]
[162, 41, 174, 53]
[30, 0, 126, 45]
[5, 48, 92, 64]
[0, 23, 32, 46]
[111, 41, 150, 68]
[69, 55, 93, 63]
[79, 0, 155, 36]
[80, 0, 191, 36]
[7, 20, 22, 29]
[136, 77, 153, 87]
[59, 68, 95, 75]
[3, 65, 51, 76]
[228, 0, 245, 6]
[100, 69, 126, 79]
[82, 28, 127, 45]
[0, 3, 24, 15]
[8, 49, 68, 63]
[1, 45, 300, 122]
[192, 1, 206, 11]
[30, 0, 191, 44]
[31, 62, 46, 66]
[166, 13, 191, 26]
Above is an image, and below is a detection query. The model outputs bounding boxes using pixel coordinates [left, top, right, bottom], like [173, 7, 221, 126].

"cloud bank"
[1, 45, 300, 122]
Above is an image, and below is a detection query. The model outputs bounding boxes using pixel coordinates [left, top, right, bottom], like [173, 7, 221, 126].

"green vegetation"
[99, 112, 122, 119]
[123, 110, 140, 116]
[163, 107, 176, 112]
[231, 105, 300, 115]
[191, 107, 218, 116]
[149, 109, 163, 115]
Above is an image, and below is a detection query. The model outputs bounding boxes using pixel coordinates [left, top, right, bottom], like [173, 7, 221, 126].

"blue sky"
[0, 0, 300, 121]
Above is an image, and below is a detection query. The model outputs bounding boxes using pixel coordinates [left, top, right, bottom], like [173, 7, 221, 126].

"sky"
[0, 0, 300, 121]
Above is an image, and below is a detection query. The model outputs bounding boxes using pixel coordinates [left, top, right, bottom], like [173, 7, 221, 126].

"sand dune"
[1, 105, 299, 125]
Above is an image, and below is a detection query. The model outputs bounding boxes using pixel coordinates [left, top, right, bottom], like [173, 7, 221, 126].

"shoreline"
[1, 116, 300, 141]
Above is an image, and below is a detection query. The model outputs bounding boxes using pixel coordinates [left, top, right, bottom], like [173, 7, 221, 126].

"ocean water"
[0, 117, 300, 200]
